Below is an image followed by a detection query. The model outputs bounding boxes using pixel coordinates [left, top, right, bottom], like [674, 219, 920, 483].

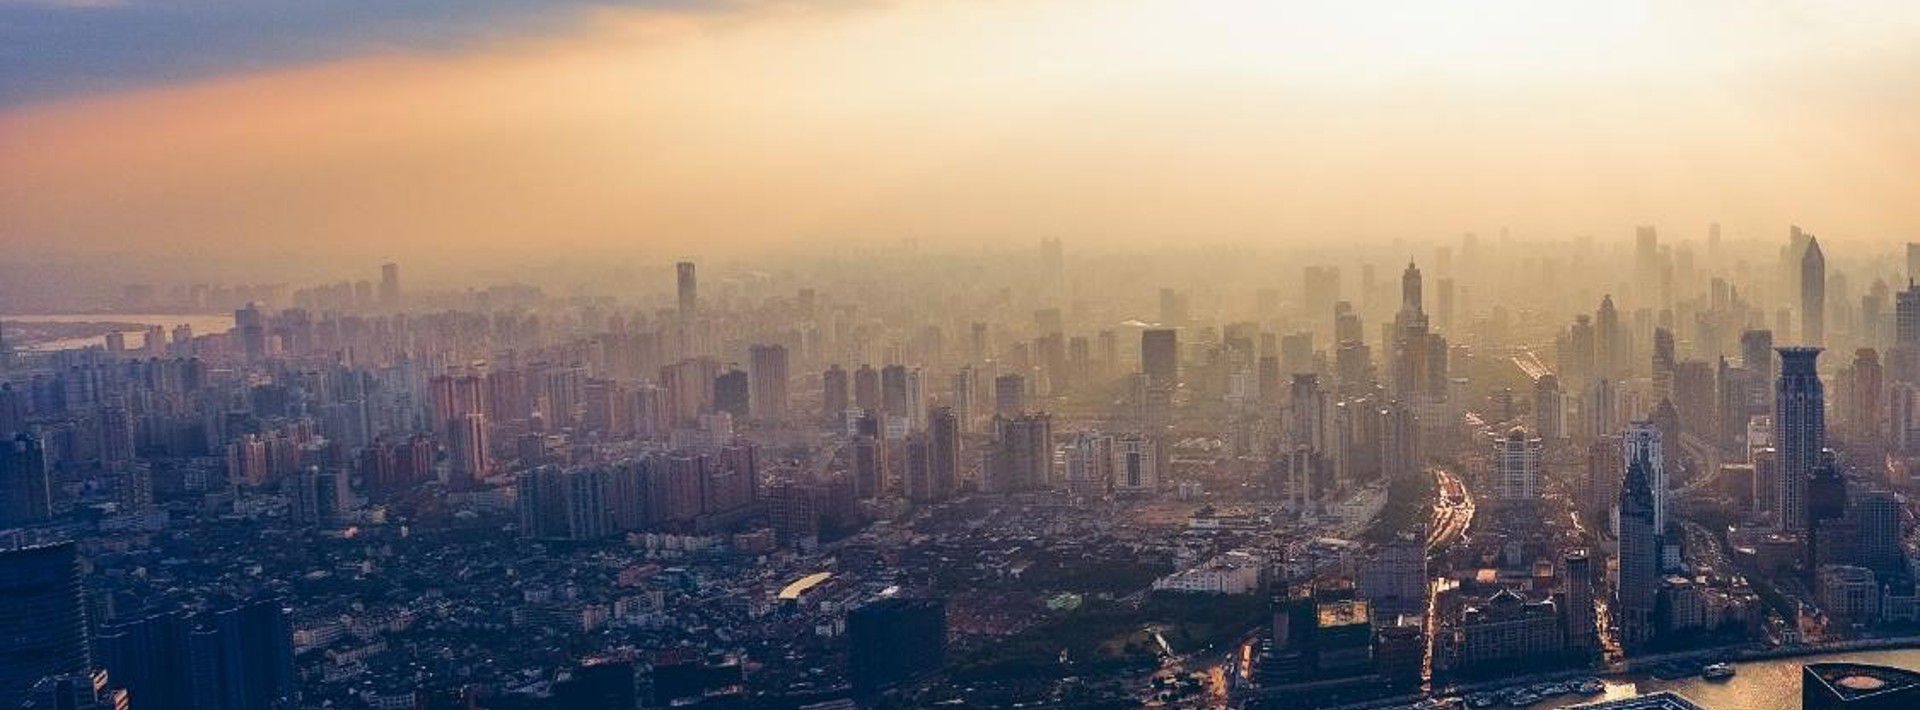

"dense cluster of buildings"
[8, 227, 1920, 709]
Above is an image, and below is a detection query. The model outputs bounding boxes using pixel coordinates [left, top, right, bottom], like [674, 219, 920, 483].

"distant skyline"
[7, 0, 1920, 270]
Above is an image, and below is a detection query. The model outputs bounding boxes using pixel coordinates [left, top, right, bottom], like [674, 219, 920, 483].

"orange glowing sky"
[5, 0, 1920, 278]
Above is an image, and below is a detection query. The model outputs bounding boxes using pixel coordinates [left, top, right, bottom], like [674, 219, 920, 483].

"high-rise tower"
[676, 261, 698, 321]
[0, 541, 91, 703]
[379, 262, 400, 308]
[1624, 421, 1666, 531]
[1617, 447, 1659, 651]
[1802, 237, 1826, 346]
[1775, 347, 1825, 532]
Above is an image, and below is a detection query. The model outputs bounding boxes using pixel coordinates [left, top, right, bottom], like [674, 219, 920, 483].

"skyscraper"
[927, 406, 960, 501]
[1495, 427, 1543, 502]
[1617, 447, 1660, 651]
[1776, 347, 1826, 532]
[1624, 421, 1667, 532]
[1141, 328, 1178, 387]
[1, 432, 51, 527]
[1112, 433, 1157, 493]
[676, 261, 698, 321]
[847, 598, 947, 695]
[1803, 236, 1827, 346]
[1533, 375, 1564, 440]
[0, 541, 91, 704]
[988, 413, 1053, 492]
[822, 365, 849, 423]
[1564, 549, 1596, 650]
[379, 261, 400, 308]
[993, 373, 1026, 418]
[448, 412, 490, 486]
[748, 344, 790, 423]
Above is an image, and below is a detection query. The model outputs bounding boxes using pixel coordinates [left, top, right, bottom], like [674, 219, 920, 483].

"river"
[1527, 648, 1920, 710]
[3, 313, 236, 352]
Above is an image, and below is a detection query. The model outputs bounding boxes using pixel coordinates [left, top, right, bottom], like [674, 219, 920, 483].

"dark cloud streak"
[0, 0, 705, 107]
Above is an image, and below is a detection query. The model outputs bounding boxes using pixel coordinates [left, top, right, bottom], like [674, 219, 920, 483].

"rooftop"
[1805, 662, 1920, 701]
[1317, 600, 1369, 628]
[1568, 691, 1707, 710]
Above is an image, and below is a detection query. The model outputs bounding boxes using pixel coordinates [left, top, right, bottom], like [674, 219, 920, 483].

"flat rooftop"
[1569, 691, 1707, 710]
[1806, 662, 1920, 701]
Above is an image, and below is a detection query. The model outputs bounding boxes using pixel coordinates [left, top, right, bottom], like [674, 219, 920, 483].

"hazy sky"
[6, 0, 1920, 279]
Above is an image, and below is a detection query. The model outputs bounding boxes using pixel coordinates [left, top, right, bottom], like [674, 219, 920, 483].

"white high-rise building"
[1494, 427, 1543, 501]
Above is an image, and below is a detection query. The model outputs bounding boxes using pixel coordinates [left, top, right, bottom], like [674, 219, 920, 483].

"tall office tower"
[1040, 237, 1065, 292]
[235, 302, 268, 361]
[1623, 421, 1667, 531]
[1141, 328, 1178, 387]
[993, 373, 1026, 418]
[1334, 340, 1373, 394]
[1595, 295, 1627, 378]
[852, 364, 881, 414]
[379, 261, 400, 308]
[879, 364, 909, 419]
[927, 406, 960, 501]
[1378, 401, 1420, 483]
[903, 432, 935, 503]
[988, 412, 1053, 492]
[1585, 378, 1618, 442]
[0, 541, 91, 703]
[1806, 460, 1849, 569]
[1585, 434, 1624, 520]
[848, 598, 947, 696]
[2, 432, 52, 526]
[1742, 329, 1778, 406]
[1550, 549, 1594, 651]
[1061, 431, 1113, 496]
[1894, 283, 1920, 383]
[1390, 261, 1440, 397]
[1803, 236, 1827, 345]
[1672, 360, 1715, 439]
[1854, 487, 1903, 574]
[822, 365, 849, 423]
[1635, 225, 1660, 300]
[660, 358, 720, 426]
[1281, 445, 1323, 508]
[675, 261, 698, 320]
[1495, 427, 1543, 502]
[448, 412, 490, 486]
[96, 612, 195, 710]
[1279, 331, 1314, 377]
[1358, 535, 1428, 616]
[1257, 356, 1283, 404]
[1435, 277, 1455, 334]
[1287, 374, 1327, 451]
[1335, 300, 1364, 342]
[1776, 347, 1826, 532]
[713, 369, 750, 418]
[1400, 259, 1424, 316]
[851, 412, 886, 499]
[1560, 314, 1596, 386]
[1617, 447, 1660, 651]
[748, 344, 790, 423]
[190, 598, 297, 710]
[1847, 349, 1884, 444]
[1111, 433, 1158, 493]
[1910, 243, 1920, 284]
[1652, 327, 1676, 399]
[1534, 375, 1565, 440]
[948, 368, 976, 432]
